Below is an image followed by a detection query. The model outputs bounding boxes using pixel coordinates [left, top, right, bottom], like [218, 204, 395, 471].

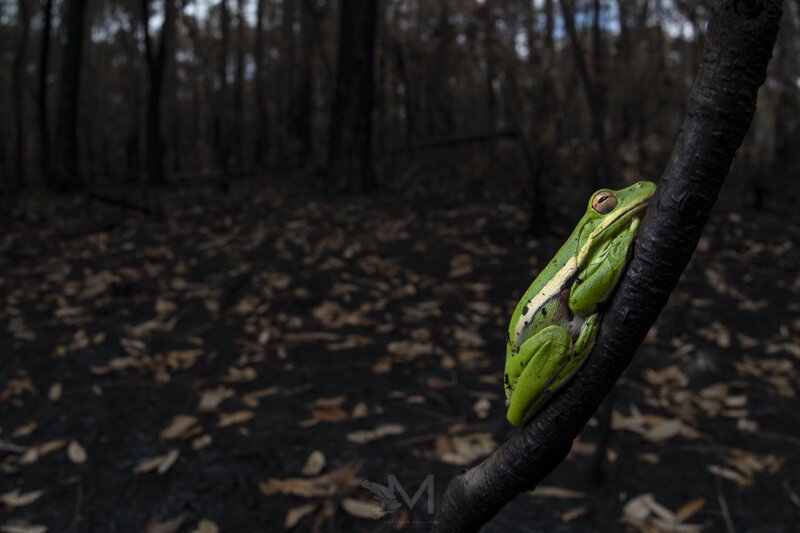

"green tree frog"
[504, 181, 656, 425]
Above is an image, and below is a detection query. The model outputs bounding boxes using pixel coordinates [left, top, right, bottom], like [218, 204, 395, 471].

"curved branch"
[432, 1, 782, 531]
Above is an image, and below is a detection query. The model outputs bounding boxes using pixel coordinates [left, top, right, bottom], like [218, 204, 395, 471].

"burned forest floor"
[1, 177, 799, 533]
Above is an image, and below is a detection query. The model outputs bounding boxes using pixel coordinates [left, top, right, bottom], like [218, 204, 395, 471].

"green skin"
[504, 181, 656, 425]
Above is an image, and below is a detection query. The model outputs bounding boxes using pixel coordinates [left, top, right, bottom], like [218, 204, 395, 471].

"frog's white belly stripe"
[513, 256, 578, 346]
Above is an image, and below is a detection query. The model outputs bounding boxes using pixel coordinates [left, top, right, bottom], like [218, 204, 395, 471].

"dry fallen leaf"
[675, 497, 706, 521]
[191, 519, 219, 533]
[241, 386, 280, 408]
[472, 397, 491, 419]
[133, 450, 179, 475]
[561, 506, 588, 522]
[144, 513, 186, 533]
[19, 439, 67, 465]
[643, 419, 683, 442]
[160, 415, 199, 439]
[284, 504, 317, 529]
[260, 463, 361, 499]
[351, 402, 368, 419]
[436, 433, 497, 465]
[346, 424, 406, 444]
[621, 493, 703, 533]
[197, 387, 234, 411]
[299, 406, 349, 427]
[217, 411, 255, 428]
[707, 464, 752, 487]
[0, 522, 48, 533]
[11, 421, 37, 439]
[47, 383, 62, 401]
[192, 434, 213, 450]
[157, 449, 180, 474]
[530, 486, 587, 499]
[341, 498, 384, 519]
[301, 451, 326, 476]
[67, 440, 87, 464]
[0, 489, 44, 508]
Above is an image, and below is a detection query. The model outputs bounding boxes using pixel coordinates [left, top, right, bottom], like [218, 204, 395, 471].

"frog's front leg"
[569, 219, 640, 315]
[505, 325, 573, 425]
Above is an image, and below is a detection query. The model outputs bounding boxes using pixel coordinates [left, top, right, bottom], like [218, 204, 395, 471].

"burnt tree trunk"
[279, 0, 296, 162]
[233, 0, 245, 169]
[12, 0, 31, 189]
[38, 0, 54, 186]
[326, 0, 378, 194]
[560, 0, 612, 187]
[54, 0, 87, 191]
[254, 0, 269, 168]
[215, 0, 230, 174]
[432, 1, 782, 530]
[297, 0, 315, 159]
[141, 0, 177, 186]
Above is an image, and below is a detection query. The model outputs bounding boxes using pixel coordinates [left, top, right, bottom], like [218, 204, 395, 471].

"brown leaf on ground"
[530, 486, 587, 499]
[144, 513, 186, 533]
[561, 506, 588, 522]
[47, 383, 62, 401]
[301, 451, 326, 476]
[675, 498, 706, 521]
[19, 439, 67, 465]
[190, 520, 219, 533]
[341, 498, 384, 519]
[260, 463, 361, 498]
[160, 415, 199, 439]
[133, 449, 179, 475]
[11, 421, 37, 439]
[0, 522, 48, 533]
[621, 493, 703, 533]
[284, 504, 317, 529]
[346, 424, 405, 444]
[197, 387, 235, 411]
[241, 387, 280, 408]
[350, 402, 368, 419]
[67, 440, 87, 464]
[223, 366, 257, 382]
[0, 489, 44, 508]
[435, 432, 497, 465]
[217, 411, 254, 427]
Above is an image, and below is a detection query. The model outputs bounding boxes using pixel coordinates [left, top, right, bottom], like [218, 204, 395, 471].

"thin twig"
[716, 476, 736, 533]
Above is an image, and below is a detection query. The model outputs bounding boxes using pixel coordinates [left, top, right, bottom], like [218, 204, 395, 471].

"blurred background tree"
[0, 0, 797, 219]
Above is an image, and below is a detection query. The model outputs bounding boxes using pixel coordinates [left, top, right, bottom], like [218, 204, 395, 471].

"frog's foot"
[505, 325, 573, 425]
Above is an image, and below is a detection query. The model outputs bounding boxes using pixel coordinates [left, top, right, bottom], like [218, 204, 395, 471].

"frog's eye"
[591, 191, 617, 214]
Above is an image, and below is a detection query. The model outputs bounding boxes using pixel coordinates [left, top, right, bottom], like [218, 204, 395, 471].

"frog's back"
[508, 232, 581, 349]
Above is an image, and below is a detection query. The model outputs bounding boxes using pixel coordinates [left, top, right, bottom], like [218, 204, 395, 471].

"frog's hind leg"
[505, 325, 572, 425]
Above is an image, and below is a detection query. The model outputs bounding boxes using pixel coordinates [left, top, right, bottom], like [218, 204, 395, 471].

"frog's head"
[575, 180, 656, 267]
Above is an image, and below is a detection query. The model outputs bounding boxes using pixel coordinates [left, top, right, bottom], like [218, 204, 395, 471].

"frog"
[504, 180, 656, 425]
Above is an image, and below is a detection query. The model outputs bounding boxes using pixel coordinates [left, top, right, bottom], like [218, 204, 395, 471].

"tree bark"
[38, 0, 54, 186]
[297, 0, 315, 159]
[141, 0, 177, 186]
[12, 0, 31, 189]
[253, 0, 269, 167]
[215, 0, 230, 173]
[326, 0, 378, 194]
[432, 1, 782, 531]
[233, 0, 245, 169]
[280, 0, 296, 161]
[54, 0, 87, 191]
[560, 0, 612, 186]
